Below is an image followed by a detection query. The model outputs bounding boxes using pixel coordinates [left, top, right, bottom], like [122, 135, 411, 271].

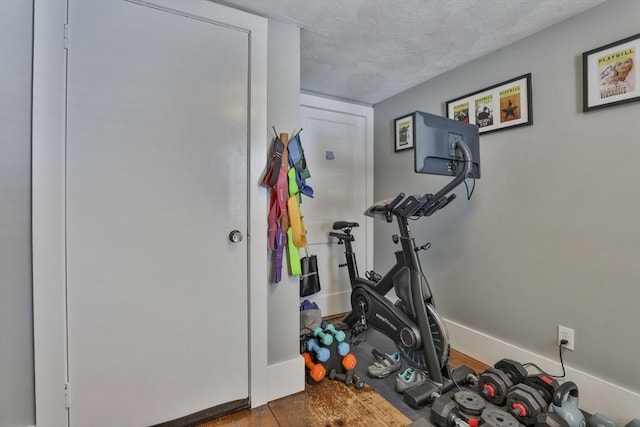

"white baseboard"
[265, 355, 305, 404]
[309, 290, 351, 317]
[445, 319, 640, 425]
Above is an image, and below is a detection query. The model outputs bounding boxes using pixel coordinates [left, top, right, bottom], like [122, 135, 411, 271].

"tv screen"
[413, 111, 480, 179]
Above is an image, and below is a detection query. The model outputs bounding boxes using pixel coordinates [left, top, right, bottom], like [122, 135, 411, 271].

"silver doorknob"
[228, 230, 243, 243]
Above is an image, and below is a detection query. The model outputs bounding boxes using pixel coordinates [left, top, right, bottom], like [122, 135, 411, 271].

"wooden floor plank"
[197, 404, 278, 427]
[449, 348, 489, 372]
[196, 315, 491, 426]
[352, 384, 412, 427]
[269, 380, 399, 427]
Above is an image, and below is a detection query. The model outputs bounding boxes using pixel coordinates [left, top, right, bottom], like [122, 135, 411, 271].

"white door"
[300, 95, 373, 316]
[65, 1, 249, 425]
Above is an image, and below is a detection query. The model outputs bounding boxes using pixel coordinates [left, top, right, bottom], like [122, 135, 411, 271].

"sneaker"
[395, 367, 429, 392]
[367, 351, 402, 378]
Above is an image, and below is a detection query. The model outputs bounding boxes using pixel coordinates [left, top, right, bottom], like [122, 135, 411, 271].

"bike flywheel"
[394, 300, 450, 372]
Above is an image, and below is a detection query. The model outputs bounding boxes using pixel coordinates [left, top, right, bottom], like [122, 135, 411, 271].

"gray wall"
[0, 1, 35, 426]
[374, 0, 639, 393]
[266, 20, 302, 364]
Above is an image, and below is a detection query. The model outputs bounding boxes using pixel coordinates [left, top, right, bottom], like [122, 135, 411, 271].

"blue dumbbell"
[306, 338, 330, 362]
[337, 341, 350, 356]
[313, 327, 333, 346]
[324, 324, 346, 343]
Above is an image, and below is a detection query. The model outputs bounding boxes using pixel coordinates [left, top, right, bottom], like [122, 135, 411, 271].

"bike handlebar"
[390, 141, 473, 219]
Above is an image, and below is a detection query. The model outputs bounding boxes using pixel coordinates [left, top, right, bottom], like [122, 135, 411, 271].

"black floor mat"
[347, 328, 497, 427]
[348, 327, 432, 422]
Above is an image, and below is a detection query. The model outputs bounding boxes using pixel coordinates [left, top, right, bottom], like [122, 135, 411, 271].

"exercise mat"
[348, 328, 499, 426]
[349, 327, 431, 422]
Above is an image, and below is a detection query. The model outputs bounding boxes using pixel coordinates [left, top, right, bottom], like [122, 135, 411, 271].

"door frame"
[299, 94, 375, 289]
[32, 1, 268, 425]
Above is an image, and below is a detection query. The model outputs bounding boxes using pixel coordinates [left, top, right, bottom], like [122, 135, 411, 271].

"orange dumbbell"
[303, 352, 326, 382]
[342, 353, 357, 371]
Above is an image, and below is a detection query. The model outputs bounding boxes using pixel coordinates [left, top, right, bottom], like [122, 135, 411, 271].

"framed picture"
[446, 73, 532, 135]
[582, 33, 640, 112]
[394, 113, 414, 151]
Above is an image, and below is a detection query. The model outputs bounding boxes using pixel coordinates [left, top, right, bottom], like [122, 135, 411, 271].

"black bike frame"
[330, 141, 473, 385]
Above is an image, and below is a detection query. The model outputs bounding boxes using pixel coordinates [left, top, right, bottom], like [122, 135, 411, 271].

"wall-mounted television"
[413, 111, 481, 179]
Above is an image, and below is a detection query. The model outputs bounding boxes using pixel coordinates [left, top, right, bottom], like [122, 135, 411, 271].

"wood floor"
[198, 348, 489, 427]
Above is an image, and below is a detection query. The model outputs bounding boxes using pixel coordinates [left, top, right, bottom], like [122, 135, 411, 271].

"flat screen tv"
[413, 111, 480, 179]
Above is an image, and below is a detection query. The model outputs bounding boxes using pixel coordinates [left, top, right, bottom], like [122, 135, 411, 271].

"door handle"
[228, 230, 243, 243]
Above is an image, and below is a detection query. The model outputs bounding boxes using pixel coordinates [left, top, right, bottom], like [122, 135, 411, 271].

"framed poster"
[394, 113, 414, 151]
[446, 73, 533, 134]
[583, 33, 639, 112]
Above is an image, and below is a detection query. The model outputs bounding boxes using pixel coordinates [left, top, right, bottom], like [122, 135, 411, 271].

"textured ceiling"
[212, 0, 607, 105]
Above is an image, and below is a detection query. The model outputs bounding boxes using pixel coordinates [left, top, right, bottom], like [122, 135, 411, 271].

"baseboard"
[265, 355, 305, 404]
[312, 290, 351, 317]
[445, 319, 640, 425]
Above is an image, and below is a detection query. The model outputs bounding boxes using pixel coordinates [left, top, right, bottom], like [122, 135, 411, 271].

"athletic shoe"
[367, 351, 402, 378]
[395, 367, 428, 392]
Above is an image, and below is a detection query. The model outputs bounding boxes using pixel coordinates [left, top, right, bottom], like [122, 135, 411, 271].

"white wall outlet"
[558, 325, 575, 351]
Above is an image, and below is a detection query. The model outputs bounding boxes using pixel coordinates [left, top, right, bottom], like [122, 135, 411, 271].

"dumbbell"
[325, 324, 346, 342]
[329, 368, 365, 389]
[478, 358, 528, 405]
[452, 364, 479, 386]
[329, 369, 353, 385]
[404, 380, 442, 409]
[306, 338, 330, 362]
[302, 352, 326, 382]
[523, 374, 559, 405]
[430, 395, 470, 427]
[336, 341, 350, 356]
[350, 372, 365, 389]
[313, 327, 333, 346]
[341, 353, 357, 371]
[507, 374, 559, 426]
[482, 409, 520, 427]
[505, 383, 548, 425]
[453, 390, 486, 426]
[403, 365, 477, 409]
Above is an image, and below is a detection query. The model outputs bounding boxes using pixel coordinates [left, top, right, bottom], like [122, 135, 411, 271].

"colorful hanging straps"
[263, 129, 314, 284]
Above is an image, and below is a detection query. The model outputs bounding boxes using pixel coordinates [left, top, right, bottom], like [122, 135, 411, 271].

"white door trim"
[299, 94, 374, 280]
[32, 2, 267, 425]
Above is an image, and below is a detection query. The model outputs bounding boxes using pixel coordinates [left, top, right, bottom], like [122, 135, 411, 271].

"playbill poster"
[583, 34, 640, 111]
[598, 47, 635, 100]
[446, 74, 532, 134]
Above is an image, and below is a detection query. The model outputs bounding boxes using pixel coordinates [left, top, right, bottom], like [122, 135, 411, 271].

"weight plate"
[454, 390, 486, 416]
[494, 359, 528, 383]
[481, 409, 520, 427]
[523, 374, 558, 404]
[478, 369, 511, 405]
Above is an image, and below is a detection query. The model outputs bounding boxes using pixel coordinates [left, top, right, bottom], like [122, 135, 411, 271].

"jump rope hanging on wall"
[262, 128, 317, 292]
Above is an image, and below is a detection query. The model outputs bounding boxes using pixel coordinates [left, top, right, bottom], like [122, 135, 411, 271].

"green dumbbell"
[313, 327, 333, 346]
[325, 324, 346, 343]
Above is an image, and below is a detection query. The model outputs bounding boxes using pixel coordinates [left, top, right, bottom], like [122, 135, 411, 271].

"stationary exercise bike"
[329, 114, 480, 389]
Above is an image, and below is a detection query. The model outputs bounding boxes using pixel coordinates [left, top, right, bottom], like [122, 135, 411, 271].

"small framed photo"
[394, 113, 414, 151]
[582, 33, 640, 112]
[446, 74, 532, 135]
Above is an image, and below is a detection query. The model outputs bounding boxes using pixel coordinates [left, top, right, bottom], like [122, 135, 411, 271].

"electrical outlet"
[558, 325, 575, 351]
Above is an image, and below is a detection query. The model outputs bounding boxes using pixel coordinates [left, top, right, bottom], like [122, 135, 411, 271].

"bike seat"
[332, 221, 359, 230]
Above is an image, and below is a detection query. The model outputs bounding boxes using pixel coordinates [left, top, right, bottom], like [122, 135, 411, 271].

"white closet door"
[65, 1, 249, 425]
